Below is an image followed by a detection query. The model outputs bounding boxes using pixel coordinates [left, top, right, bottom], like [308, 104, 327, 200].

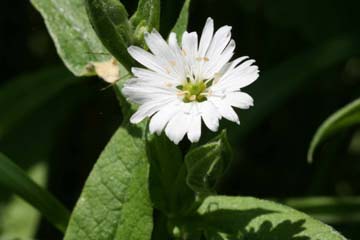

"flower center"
[177, 79, 209, 103]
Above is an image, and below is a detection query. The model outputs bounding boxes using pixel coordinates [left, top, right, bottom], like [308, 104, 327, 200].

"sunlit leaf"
[30, 0, 110, 76]
[191, 196, 347, 239]
[64, 124, 153, 240]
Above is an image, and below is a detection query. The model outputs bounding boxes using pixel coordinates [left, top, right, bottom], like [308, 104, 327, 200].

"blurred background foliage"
[0, 0, 359, 239]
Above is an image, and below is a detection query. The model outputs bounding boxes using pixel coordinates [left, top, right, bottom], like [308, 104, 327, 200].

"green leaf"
[85, 0, 134, 71]
[185, 130, 232, 195]
[30, 0, 110, 76]
[0, 67, 77, 138]
[171, 0, 191, 40]
[146, 133, 195, 215]
[192, 196, 347, 240]
[308, 98, 360, 162]
[64, 124, 153, 240]
[0, 162, 47, 239]
[0, 153, 70, 233]
[130, 0, 161, 30]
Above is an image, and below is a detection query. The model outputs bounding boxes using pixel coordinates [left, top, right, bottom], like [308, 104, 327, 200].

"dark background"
[1, 0, 360, 239]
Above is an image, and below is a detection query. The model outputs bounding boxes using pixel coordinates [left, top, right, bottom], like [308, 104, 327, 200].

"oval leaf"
[30, 0, 111, 76]
[308, 98, 360, 162]
[64, 125, 153, 240]
[185, 130, 232, 195]
[195, 196, 347, 240]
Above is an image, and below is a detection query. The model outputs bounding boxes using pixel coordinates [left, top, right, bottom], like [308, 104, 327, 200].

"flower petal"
[130, 98, 175, 124]
[187, 113, 201, 143]
[210, 97, 240, 125]
[225, 91, 254, 109]
[149, 101, 181, 134]
[199, 101, 220, 132]
[198, 17, 214, 57]
[165, 110, 191, 144]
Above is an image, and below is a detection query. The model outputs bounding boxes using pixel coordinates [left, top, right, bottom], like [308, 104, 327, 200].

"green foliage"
[20, 0, 359, 239]
[64, 124, 153, 240]
[146, 133, 195, 215]
[185, 130, 232, 195]
[308, 98, 360, 162]
[30, 0, 110, 76]
[130, 0, 160, 31]
[171, 0, 191, 40]
[85, 0, 134, 70]
[193, 196, 347, 239]
[0, 163, 47, 239]
[0, 153, 70, 233]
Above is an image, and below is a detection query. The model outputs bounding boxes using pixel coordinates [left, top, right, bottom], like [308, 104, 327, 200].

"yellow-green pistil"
[177, 79, 209, 103]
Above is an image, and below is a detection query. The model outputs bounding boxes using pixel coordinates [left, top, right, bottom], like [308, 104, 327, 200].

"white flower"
[122, 17, 259, 144]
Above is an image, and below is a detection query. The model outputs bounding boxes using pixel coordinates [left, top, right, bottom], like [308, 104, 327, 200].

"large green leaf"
[64, 124, 153, 240]
[171, 0, 191, 40]
[30, 0, 110, 76]
[130, 0, 161, 31]
[191, 196, 347, 239]
[85, 0, 134, 71]
[0, 153, 70, 233]
[185, 130, 232, 195]
[308, 98, 360, 162]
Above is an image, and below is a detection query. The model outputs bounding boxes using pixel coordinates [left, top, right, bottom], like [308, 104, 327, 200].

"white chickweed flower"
[122, 17, 259, 144]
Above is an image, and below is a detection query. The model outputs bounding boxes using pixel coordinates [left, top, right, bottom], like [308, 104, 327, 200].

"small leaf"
[30, 0, 110, 76]
[85, 0, 134, 71]
[185, 130, 232, 195]
[308, 98, 360, 162]
[146, 133, 195, 215]
[0, 153, 70, 233]
[193, 196, 347, 240]
[171, 0, 191, 40]
[64, 124, 153, 240]
[130, 0, 161, 30]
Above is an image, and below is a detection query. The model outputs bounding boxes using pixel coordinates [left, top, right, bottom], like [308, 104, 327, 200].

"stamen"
[165, 82, 173, 88]
[196, 57, 202, 62]
[203, 57, 209, 62]
[181, 49, 187, 56]
[189, 95, 196, 101]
